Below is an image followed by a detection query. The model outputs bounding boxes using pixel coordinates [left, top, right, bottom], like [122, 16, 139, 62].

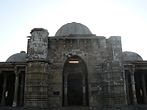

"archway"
[63, 56, 89, 106]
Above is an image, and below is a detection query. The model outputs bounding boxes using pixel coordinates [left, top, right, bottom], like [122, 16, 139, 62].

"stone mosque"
[0, 22, 147, 110]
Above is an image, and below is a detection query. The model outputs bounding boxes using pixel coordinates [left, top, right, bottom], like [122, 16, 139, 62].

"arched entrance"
[63, 56, 89, 106]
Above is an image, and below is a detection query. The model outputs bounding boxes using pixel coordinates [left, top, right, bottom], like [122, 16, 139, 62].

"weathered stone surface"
[28, 28, 49, 60]
[1, 22, 147, 110]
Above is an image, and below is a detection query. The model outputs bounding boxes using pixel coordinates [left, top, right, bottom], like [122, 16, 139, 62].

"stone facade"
[0, 22, 147, 110]
[25, 24, 126, 110]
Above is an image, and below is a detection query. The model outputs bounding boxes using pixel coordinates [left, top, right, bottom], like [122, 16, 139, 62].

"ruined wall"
[27, 28, 49, 60]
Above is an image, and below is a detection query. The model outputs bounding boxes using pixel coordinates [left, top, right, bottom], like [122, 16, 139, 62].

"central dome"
[55, 22, 92, 36]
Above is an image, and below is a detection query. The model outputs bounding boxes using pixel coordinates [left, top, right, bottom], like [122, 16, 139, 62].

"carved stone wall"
[47, 35, 118, 110]
[24, 62, 49, 108]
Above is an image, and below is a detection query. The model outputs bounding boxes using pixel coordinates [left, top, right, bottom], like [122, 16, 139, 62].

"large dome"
[123, 51, 143, 61]
[55, 22, 92, 36]
[6, 51, 27, 62]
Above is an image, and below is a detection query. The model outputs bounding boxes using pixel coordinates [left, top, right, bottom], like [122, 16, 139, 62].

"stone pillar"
[83, 77, 86, 105]
[12, 70, 19, 107]
[142, 73, 147, 104]
[130, 67, 137, 104]
[0, 74, 7, 106]
[19, 72, 25, 106]
[64, 75, 68, 106]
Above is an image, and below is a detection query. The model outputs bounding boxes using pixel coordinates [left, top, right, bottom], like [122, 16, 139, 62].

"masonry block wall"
[47, 35, 127, 110]
[48, 35, 108, 109]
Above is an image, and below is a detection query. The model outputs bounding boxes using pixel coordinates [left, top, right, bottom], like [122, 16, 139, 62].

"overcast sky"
[0, 0, 147, 61]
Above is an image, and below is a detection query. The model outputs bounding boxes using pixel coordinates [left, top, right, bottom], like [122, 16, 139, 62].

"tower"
[24, 28, 49, 109]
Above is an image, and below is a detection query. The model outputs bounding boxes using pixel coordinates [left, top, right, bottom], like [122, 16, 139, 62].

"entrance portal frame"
[62, 55, 89, 106]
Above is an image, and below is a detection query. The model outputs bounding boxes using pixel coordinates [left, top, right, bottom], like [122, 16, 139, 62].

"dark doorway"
[0, 71, 15, 106]
[6, 73, 15, 106]
[134, 70, 147, 104]
[67, 74, 83, 105]
[63, 56, 89, 106]
[0, 74, 4, 103]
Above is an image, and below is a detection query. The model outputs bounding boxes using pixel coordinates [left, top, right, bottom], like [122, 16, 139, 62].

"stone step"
[0, 107, 23, 110]
[61, 106, 89, 110]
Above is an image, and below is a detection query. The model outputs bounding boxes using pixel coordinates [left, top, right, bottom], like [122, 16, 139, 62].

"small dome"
[55, 22, 92, 36]
[6, 51, 27, 62]
[123, 51, 143, 61]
